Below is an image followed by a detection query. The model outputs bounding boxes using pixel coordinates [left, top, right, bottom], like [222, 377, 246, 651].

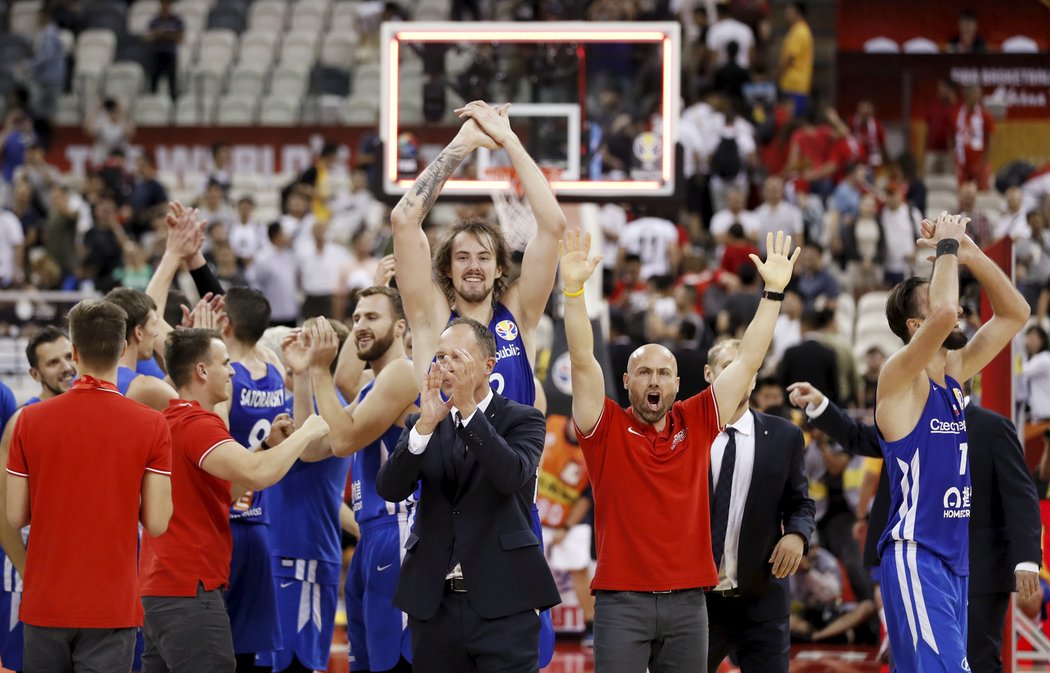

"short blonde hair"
[707, 338, 742, 368]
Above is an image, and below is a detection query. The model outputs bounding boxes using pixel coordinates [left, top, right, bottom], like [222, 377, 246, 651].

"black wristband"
[936, 238, 960, 257]
[260, 439, 271, 450]
[762, 290, 786, 302]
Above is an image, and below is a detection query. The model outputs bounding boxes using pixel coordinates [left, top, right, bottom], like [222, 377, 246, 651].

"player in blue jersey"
[105, 288, 179, 410]
[0, 328, 76, 673]
[282, 289, 418, 673]
[875, 212, 1030, 673]
[218, 286, 290, 673]
[391, 103, 570, 666]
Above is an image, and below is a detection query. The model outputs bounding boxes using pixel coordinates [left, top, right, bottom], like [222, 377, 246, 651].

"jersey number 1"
[958, 442, 968, 476]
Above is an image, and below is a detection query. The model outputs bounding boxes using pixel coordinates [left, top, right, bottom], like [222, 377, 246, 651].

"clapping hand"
[373, 254, 396, 287]
[180, 292, 227, 331]
[750, 231, 801, 293]
[281, 329, 312, 376]
[165, 202, 205, 260]
[558, 229, 603, 293]
[415, 362, 453, 435]
[306, 318, 341, 371]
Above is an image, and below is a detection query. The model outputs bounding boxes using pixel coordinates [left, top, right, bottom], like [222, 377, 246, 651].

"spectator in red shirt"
[925, 79, 957, 176]
[721, 223, 761, 276]
[139, 328, 330, 673]
[955, 85, 995, 190]
[558, 229, 801, 672]
[6, 299, 173, 672]
[850, 99, 887, 169]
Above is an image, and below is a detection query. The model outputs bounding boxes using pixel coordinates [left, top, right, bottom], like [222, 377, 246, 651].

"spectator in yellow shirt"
[778, 2, 814, 117]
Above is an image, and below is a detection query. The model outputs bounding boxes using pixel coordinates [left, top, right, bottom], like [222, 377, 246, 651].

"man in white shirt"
[280, 189, 316, 251]
[0, 209, 25, 288]
[250, 224, 299, 326]
[752, 177, 803, 255]
[296, 221, 350, 319]
[879, 183, 921, 286]
[710, 186, 760, 245]
[617, 212, 680, 280]
[227, 196, 267, 266]
[705, 3, 755, 71]
[705, 338, 815, 673]
[993, 186, 1031, 242]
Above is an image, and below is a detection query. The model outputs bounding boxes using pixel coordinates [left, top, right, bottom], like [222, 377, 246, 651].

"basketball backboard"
[380, 21, 681, 198]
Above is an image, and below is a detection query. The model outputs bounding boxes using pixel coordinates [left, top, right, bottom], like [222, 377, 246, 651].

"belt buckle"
[446, 577, 467, 593]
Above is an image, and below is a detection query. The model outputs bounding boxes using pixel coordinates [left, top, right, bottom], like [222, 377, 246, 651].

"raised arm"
[941, 230, 1030, 383]
[146, 202, 206, 340]
[712, 231, 799, 424]
[559, 231, 606, 436]
[391, 120, 498, 353]
[788, 381, 882, 458]
[877, 213, 967, 403]
[459, 102, 571, 328]
[201, 414, 330, 490]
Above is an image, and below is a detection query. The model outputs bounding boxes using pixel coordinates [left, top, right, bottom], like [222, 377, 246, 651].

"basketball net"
[485, 166, 562, 252]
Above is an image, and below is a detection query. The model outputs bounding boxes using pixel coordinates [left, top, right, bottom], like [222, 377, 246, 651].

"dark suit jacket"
[810, 399, 1042, 594]
[778, 339, 841, 407]
[726, 412, 816, 621]
[376, 394, 561, 621]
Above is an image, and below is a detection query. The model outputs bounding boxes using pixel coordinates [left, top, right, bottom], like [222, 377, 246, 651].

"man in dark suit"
[777, 312, 840, 407]
[788, 380, 1042, 673]
[705, 340, 816, 673]
[376, 317, 560, 673]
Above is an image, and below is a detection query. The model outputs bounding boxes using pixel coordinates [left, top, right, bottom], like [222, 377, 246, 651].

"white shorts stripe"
[894, 541, 919, 649]
[907, 542, 940, 654]
[903, 451, 920, 540]
[890, 457, 911, 541]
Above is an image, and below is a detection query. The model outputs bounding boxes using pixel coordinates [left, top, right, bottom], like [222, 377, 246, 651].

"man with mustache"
[874, 211, 1030, 673]
[559, 229, 800, 673]
[0, 328, 77, 672]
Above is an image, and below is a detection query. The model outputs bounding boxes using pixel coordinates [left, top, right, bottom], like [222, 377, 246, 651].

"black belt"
[709, 587, 741, 598]
[445, 577, 467, 593]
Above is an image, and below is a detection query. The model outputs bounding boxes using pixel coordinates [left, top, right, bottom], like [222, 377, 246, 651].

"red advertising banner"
[837, 53, 1050, 123]
[836, 0, 1050, 53]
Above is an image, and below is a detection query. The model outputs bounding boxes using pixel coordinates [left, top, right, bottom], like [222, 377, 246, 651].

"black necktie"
[711, 427, 737, 568]
[452, 412, 467, 474]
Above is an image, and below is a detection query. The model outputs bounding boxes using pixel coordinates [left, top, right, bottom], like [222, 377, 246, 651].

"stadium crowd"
[1, 1, 1050, 672]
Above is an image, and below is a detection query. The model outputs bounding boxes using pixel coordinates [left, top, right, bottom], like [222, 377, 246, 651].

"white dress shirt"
[711, 410, 756, 590]
[407, 388, 494, 455]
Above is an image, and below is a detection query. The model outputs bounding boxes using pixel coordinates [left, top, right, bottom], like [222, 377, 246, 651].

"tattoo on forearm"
[398, 143, 468, 215]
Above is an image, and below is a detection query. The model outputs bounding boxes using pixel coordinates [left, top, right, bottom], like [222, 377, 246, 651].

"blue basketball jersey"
[228, 362, 289, 526]
[449, 302, 535, 405]
[136, 356, 166, 379]
[116, 365, 138, 396]
[22, 397, 40, 408]
[350, 380, 414, 527]
[877, 375, 970, 576]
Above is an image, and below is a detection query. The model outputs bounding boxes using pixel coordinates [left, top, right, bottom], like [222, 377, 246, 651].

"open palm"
[558, 230, 603, 292]
[750, 231, 801, 292]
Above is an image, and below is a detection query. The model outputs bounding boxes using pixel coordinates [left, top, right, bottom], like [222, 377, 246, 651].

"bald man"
[559, 230, 801, 673]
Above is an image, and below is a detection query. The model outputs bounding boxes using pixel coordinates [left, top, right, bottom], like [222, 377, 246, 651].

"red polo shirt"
[6, 376, 171, 627]
[140, 400, 235, 597]
[576, 390, 721, 592]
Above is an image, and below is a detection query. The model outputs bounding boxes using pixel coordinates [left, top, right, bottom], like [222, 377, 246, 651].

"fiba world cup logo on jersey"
[495, 320, 519, 341]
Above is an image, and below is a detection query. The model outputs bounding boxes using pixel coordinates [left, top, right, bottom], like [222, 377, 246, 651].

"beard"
[943, 328, 969, 351]
[629, 391, 674, 425]
[356, 329, 396, 362]
[456, 278, 492, 305]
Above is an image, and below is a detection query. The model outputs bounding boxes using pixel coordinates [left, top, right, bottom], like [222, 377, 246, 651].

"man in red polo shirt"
[140, 328, 329, 673]
[6, 299, 173, 672]
[558, 229, 799, 672]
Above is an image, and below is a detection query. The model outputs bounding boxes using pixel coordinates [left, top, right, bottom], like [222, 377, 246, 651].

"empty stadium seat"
[216, 94, 257, 124]
[9, 0, 41, 41]
[238, 30, 279, 68]
[134, 94, 173, 126]
[278, 31, 318, 69]
[174, 0, 209, 34]
[319, 32, 357, 69]
[258, 96, 300, 125]
[342, 97, 378, 124]
[206, 3, 247, 33]
[271, 64, 310, 98]
[76, 28, 118, 65]
[55, 94, 82, 125]
[330, 1, 357, 33]
[174, 94, 214, 125]
[856, 291, 889, 318]
[290, 2, 327, 33]
[102, 61, 146, 102]
[127, 0, 160, 35]
[902, 37, 938, 53]
[227, 63, 268, 97]
[189, 60, 227, 100]
[248, 0, 287, 32]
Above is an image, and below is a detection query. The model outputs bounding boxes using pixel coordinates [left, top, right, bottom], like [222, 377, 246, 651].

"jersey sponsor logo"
[495, 344, 522, 362]
[929, 418, 966, 434]
[280, 581, 295, 588]
[670, 429, 687, 452]
[942, 486, 971, 519]
[494, 320, 519, 341]
[377, 564, 392, 572]
[239, 388, 286, 408]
